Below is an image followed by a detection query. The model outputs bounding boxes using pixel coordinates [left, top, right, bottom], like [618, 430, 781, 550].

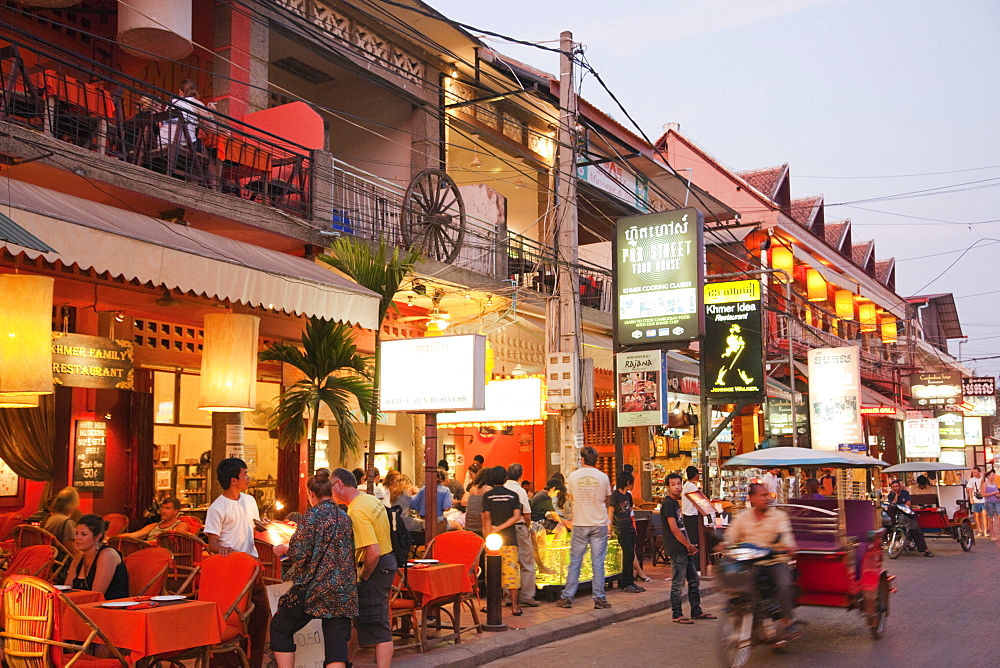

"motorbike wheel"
[869, 576, 890, 639]
[959, 521, 974, 552]
[717, 606, 753, 668]
[886, 527, 906, 559]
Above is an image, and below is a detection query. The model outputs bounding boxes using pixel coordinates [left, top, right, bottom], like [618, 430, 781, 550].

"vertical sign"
[807, 347, 863, 451]
[904, 418, 941, 458]
[704, 280, 764, 399]
[936, 411, 965, 448]
[909, 371, 962, 409]
[74, 420, 106, 491]
[964, 416, 984, 446]
[615, 350, 668, 427]
[615, 208, 704, 345]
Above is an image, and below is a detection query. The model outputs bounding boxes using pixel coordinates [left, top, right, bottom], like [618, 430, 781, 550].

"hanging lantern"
[424, 321, 445, 337]
[0, 393, 39, 408]
[806, 269, 826, 302]
[117, 0, 194, 61]
[198, 313, 260, 412]
[770, 246, 794, 275]
[835, 289, 855, 320]
[0, 275, 54, 395]
[880, 314, 898, 344]
[859, 302, 878, 332]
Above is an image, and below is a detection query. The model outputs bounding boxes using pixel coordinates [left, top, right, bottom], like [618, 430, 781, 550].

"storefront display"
[535, 532, 622, 589]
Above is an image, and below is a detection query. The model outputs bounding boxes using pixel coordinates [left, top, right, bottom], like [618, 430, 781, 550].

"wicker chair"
[424, 530, 484, 636]
[0, 512, 23, 541]
[106, 535, 152, 559]
[123, 547, 172, 597]
[102, 514, 130, 538]
[11, 527, 70, 577]
[253, 539, 283, 586]
[0, 574, 128, 668]
[155, 530, 207, 595]
[2, 546, 58, 581]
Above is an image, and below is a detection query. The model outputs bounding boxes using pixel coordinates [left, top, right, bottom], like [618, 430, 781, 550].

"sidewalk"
[352, 561, 716, 668]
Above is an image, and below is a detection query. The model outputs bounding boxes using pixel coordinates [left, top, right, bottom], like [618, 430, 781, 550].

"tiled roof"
[789, 196, 822, 228]
[824, 221, 848, 248]
[736, 165, 787, 201]
[852, 240, 874, 267]
[875, 258, 895, 285]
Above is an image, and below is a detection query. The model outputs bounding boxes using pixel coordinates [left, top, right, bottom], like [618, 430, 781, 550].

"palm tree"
[259, 317, 372, 469]
[320, 236, 420, 493]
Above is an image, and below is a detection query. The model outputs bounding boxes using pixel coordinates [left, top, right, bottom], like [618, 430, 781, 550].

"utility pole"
[549, 31, 584, 476]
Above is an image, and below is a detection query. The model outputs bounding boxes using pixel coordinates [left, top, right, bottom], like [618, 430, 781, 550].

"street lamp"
[483, 533, 507, 632]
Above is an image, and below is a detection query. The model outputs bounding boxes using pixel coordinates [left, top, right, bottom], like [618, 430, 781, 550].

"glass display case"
[535, 532, 622, 588]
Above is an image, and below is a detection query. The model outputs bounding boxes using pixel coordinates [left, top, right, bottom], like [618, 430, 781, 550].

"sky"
[427, 0, 1000, 376]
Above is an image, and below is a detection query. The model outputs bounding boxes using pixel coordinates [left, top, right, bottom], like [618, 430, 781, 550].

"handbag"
[667, 402, 691, 428]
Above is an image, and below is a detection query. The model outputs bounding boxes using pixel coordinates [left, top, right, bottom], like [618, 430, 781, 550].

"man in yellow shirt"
[724, 483, 798, 635]
[332, 468, 395, 668]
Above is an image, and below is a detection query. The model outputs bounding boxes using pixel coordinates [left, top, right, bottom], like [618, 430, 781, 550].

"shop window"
[153, 371, 177, 424]
[178, 374, 213, 426]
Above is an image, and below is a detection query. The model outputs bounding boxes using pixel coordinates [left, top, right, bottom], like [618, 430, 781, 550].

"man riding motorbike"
[886, 479, 933, 557]
[723, 483, 799, 637]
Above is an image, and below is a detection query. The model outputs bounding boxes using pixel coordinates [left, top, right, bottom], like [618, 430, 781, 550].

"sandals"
[672, 617, 694, 624]
[512, 609, 523, 616]
[692, 612, 717, 620]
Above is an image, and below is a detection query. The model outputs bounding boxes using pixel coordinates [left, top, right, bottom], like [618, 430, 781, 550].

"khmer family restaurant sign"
[73, 420, 106, 491]
[52, 333, 134, 390]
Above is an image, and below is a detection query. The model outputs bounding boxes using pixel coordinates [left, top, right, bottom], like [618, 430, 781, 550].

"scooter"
[883, 502, 918, 559]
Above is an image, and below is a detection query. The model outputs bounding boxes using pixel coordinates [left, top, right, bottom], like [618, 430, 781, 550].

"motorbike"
[716, 543, 797, 667]
[883, 502, 919, 559]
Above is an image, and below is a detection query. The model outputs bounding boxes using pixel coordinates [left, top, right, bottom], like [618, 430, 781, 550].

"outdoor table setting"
[400, 560, 473, 649]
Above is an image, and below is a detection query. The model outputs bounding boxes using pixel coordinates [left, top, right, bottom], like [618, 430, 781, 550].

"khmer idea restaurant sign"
[52, 333, 134, 390]
[704, 279, 764, 399]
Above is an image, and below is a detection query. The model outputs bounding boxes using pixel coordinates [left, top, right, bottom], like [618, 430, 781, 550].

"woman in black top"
[64, 514, 130, 600]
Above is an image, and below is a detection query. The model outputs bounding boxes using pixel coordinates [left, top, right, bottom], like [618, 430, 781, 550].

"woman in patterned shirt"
[272, 468, 358, 668]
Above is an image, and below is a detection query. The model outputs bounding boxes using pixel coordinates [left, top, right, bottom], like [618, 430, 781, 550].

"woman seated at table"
[119, 497, 188, 541]
[64, 514, 130, 600]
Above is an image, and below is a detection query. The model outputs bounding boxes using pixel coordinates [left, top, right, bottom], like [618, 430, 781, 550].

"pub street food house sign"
[52, 333, 134, 390]
[703, 279, 764, 399]
[616, 208, 704, 345]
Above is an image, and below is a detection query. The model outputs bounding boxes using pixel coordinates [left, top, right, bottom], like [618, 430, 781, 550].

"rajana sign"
[379, 334, 486, 412]
[615, 208, 704, 345]
[807, 347, 863, 451]
[52, 333, 134, 390]
[615, 350, 667, 427]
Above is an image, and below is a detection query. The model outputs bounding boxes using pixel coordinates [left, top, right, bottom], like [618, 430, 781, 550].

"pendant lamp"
[198, 313, 260, 412]
[0, 274, 54, 395]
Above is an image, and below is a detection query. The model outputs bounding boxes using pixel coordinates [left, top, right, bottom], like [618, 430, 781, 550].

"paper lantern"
[117, 0, 193, 61]
[0, 274, 54, 395]
[198, 313, 260, 412]
[0, 393, 40, 408]
[859, 302, 878, 332]
[880, 315, 898, 344]
[770, 246, 794, 275]
[806, 269, 826, 302]
[835, 290, 855, 320]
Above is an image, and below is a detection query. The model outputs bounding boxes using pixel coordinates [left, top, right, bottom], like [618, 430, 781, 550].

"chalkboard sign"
[74, 420, 106, 491]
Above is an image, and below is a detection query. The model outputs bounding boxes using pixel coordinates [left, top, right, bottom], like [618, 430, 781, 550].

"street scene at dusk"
[0, 2, 995, 667]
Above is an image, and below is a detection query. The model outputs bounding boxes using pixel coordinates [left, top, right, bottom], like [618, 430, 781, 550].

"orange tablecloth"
[404, 563, 471, 604]
[61, 599, 224, 660]
[58, 589, 104, 628]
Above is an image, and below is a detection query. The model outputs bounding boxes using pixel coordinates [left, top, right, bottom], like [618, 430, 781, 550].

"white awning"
[0, 178, 379, 329]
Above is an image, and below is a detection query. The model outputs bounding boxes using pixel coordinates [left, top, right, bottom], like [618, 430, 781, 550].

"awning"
[860, 385, 907, 419]
[0, 178, 379, 329]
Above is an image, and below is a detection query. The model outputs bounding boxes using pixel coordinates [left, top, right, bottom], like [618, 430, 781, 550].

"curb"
[394, 585, 717, 668]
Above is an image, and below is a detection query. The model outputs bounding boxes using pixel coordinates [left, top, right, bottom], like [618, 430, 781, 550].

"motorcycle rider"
[886, 479, 933, 557]
[724, 483, 799, 637]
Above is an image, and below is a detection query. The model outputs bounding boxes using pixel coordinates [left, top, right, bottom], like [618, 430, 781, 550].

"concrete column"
[210, 412, 244, 500]
[311, 149, 335, 228]
[410, 103, 440, 178]
[213, 3, 269, 118]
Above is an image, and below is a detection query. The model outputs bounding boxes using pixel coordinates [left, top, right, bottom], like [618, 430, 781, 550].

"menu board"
[73, 420, 106, 491]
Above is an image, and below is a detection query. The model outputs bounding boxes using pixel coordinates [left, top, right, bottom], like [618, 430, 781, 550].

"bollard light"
[483, 533, 507, 632]
[485, 532, 503, 554]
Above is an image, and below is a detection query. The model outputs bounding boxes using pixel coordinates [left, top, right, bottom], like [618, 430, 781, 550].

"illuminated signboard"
[808, 347, 863, 452]
[964, 415, 984, 446]
[936, 411, 964, 448]
[904, 418, 941, 458]
[964, 394, 996, 417]
[766, 396, 808, 436]
[860, 406, 897, 416]
[615, 350, 668, 427]
[939, 449, 967, 466]
[379, 334, 486, 412]
[704, 280, 764, 399]
[962, 376, 995, 397]
[437, 377, 546, 426]
[615, 208, 704, 345]
[909, 371, 962, 409]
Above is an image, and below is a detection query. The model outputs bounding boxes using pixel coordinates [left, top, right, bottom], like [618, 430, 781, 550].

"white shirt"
[503, 480, 532, 516]
[967, 476, 984, 502]
[762, 472, 779, 499]
[204, 492, 260, 558]
[681, 480, 700, 516]
[566, 466, 612, 527]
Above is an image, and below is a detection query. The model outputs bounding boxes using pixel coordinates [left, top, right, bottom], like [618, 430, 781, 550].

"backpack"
[386, 504, 412, 567]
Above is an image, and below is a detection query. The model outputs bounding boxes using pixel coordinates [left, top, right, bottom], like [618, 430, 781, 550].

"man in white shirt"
[967, 466, 987, 537]
[762, 468, 781, 504]
[557, 446, 613, 610]
[204, 458, 266, 668]
[504, 463, 538, 607]
[682, 466, 704, 550]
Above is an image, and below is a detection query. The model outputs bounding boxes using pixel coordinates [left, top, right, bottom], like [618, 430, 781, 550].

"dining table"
[400, 562, 473, 649]
[60, 597, 225, 663]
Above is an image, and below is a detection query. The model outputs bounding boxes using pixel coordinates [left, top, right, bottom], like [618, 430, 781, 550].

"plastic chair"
[123, 547, 172, 597]
[253, 539, 282, 586]
[106, 536, 152, 559]
[174, 553, 260, 668]
[0, 574, 129, 668]
[154, 530, 206, 595]
[424, 530, 485, 635]
[3, 546, 58, 581]
[11, 527, 71, 577]
[102, 514, 129, 538]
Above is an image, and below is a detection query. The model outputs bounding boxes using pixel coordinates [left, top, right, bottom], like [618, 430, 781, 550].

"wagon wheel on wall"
[401, 168, 466, 264]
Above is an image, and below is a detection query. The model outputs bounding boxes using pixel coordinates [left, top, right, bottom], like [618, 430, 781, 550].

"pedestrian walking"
[271, 469, 356, 668]
[504, 463, 539, 607]
[662, 472, 715, 624]
[481, 466, 525, 615]
[682, 466, 702, 550]
[968, 467, 987, 537]
[557, 446, 613, 610]
[612, 471, 643, 593]
[983, 469, 1000, 541]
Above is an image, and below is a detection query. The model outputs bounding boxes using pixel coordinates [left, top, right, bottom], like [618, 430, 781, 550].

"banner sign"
[964, 415, 984, 446]
[766, 396, 808, 436]
[808, 347, 863, 451]
[962, 376, 995, 397]
[52, 333, 134, 390]
[909, 371, 962, 409]
[615, 208, 704, 345]
[704, 280, 764, 399]
[615, 350, 668, 427]
[438, 377, 546, 426]
[964, 394, 996, 417]
[936, 411, 964, 448]
[73, 420, 106, 491]
[904, 418, 941, 458]
[380, 335, 486, 412]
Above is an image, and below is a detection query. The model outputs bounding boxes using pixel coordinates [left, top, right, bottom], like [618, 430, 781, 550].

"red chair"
[1, 574, 128, 668]
[3, 546, 57, 581]
[102, 514, 129, 538]
[123, 547, 172, 597]
[178, 515, 204, 534]
[0, 512, 23, 541]
[155, 530, 206, 594]
[11, 526, 70, 577]
[253, 539, 282, 586]
[424, 530, 485, 635]
[106, 535, 152, 558]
